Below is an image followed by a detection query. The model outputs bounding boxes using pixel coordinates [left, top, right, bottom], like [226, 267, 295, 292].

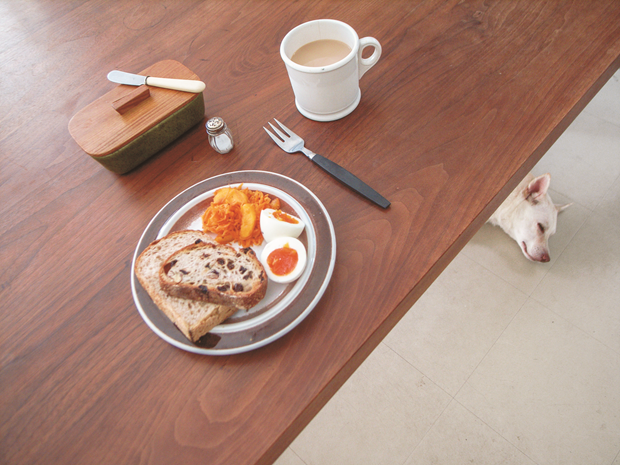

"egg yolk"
[267, 244, 298, 276]
[273, 210, 299, 224]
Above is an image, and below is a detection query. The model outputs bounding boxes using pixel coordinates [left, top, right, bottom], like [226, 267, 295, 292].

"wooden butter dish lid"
[69, 60, 202, 157]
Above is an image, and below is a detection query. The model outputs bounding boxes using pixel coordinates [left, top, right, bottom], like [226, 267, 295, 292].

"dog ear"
[527, 173, 551, 202]
[556, 203, 572, 213]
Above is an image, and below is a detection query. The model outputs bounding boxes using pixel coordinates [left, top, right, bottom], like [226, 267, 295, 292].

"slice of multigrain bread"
[134, 230, 238, 342]
[159, 242, 268, 310]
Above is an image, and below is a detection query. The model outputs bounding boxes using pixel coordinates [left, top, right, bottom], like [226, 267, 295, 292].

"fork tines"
[263, 118, 294, 144]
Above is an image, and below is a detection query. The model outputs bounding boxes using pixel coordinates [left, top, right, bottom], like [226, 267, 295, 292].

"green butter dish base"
[93, 93, 205, 174]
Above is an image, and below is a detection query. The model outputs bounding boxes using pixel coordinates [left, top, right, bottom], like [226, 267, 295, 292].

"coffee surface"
[291, 39, 352, 67]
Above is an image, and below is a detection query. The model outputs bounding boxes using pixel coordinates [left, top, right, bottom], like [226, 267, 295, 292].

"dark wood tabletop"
[2, 1, 619, 464]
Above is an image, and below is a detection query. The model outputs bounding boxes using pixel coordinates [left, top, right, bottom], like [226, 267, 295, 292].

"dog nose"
[540, 253, 550, 262]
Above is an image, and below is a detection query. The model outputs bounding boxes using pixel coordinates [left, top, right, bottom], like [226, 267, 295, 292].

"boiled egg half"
[260, 236, 307, 284]
[260, 209, 305, 243]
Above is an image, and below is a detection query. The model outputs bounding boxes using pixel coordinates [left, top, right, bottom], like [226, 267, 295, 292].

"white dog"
[488, 173, 570, 262]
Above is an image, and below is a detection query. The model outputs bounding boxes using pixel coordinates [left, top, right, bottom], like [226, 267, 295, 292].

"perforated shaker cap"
[206, 117, 225, 135]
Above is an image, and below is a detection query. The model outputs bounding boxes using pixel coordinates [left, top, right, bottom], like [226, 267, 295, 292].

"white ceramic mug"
[280, 19, 382, 122]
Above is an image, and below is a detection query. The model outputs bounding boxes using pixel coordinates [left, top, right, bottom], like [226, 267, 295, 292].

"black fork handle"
[311, 154, 390, 209]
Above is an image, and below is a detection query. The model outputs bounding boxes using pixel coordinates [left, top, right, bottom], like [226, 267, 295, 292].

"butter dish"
[69, 60, 205, 174]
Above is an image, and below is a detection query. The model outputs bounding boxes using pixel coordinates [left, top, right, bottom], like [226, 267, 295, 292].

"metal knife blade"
[107, 70, 206, 93]
[108, 70, 146, 86]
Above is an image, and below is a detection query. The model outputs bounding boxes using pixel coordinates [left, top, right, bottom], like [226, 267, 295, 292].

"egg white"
[260, 237, 307, 284]
[260, 209, 305, 243]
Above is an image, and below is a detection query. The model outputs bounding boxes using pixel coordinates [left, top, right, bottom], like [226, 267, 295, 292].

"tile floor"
[275, 69, 620, 465]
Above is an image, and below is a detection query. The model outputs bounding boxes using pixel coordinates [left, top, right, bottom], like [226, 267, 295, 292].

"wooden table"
[2, 1, 619, 464]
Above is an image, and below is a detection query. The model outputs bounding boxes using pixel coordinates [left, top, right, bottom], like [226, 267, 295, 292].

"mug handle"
[358, 37, 382, 79]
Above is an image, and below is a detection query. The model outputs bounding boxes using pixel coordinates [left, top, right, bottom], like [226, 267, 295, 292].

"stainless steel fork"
[264, 119, 390, 209]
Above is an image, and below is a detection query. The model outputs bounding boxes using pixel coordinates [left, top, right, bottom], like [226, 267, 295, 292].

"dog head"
[512, 174, 570, 262]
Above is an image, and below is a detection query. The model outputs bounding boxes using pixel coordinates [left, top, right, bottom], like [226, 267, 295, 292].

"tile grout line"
[380, 342, 456, 465]
[386, 330, 544, 465]
[380, 254, 534, 462]
[450, 396, 542, 465]
[527, 293, 620, 359]
[288, 447, 308, 465]
[528, 185, 620, 357]
[444, 294, 544, 463]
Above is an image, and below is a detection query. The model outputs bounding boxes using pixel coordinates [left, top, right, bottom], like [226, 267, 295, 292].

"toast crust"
[134, 230, 238, 342]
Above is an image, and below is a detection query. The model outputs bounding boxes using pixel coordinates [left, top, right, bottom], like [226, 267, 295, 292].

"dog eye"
[538, 223, 545, 233]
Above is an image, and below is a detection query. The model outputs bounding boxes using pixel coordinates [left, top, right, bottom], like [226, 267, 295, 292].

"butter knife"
[107, 70, 205, 93]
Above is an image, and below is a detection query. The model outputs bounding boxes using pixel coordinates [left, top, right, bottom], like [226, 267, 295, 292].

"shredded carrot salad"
[201, 185, 280, 247]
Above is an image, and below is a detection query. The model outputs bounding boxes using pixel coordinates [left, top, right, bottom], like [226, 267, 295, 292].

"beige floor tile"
[384, 253, 527, 395]
[531, 212, 620, 353]
[456, 299, 620, 465]
[404, 400, 537, 465]
[274, 448, 306, 465]
[595, 174, 620, 230]
[290, 343, 451, 465]
[534, 111, 620, 211]
[462, 189, 587, 296]
[583, 69, 620, 127]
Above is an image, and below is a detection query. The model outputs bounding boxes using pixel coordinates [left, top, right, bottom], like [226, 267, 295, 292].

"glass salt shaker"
[206, 117, 234, 154]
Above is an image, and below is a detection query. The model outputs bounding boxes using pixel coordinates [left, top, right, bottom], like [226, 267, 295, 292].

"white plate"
[131, 171, 336, 355]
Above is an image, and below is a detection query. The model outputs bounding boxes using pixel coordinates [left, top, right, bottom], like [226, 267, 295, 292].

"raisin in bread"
[134, 230, 238, 342]
[159, 242, 268, 310]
